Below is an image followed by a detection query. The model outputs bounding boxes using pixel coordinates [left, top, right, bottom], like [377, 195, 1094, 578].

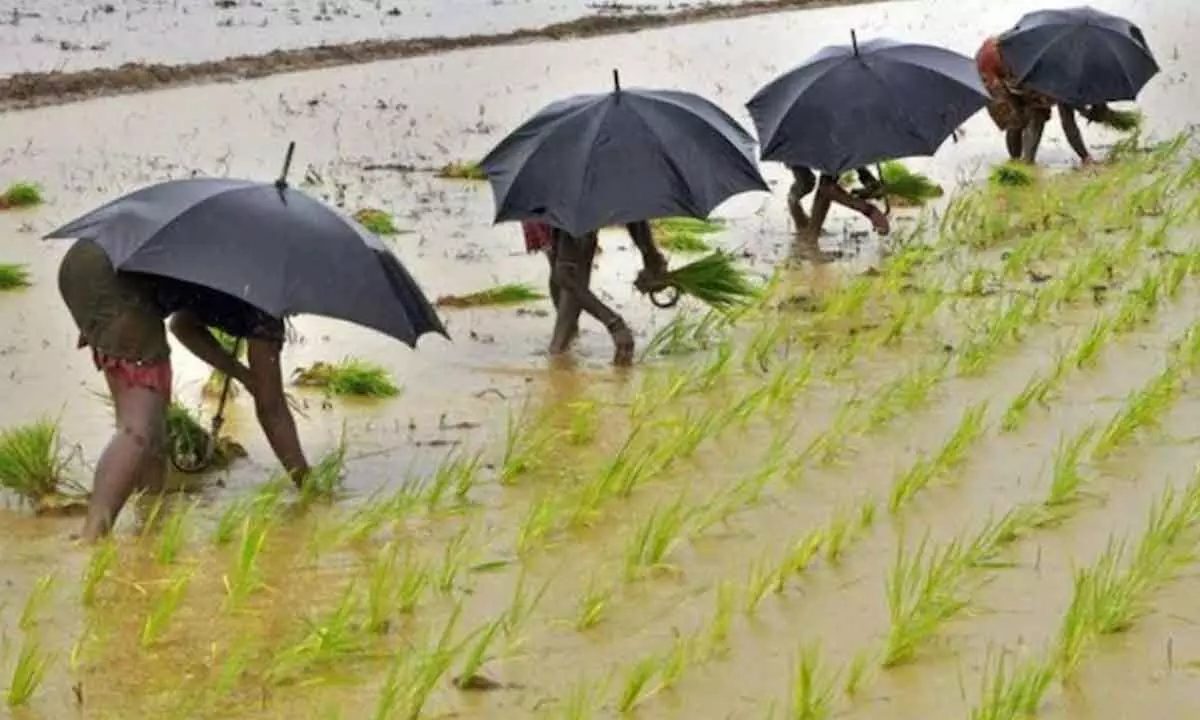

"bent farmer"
[976, 35, 1120, 165]
[787, 165, 890, 240]
[58, 238, 171, 541]
[522, 219, 668, 366]
[159, 280, 311, 486]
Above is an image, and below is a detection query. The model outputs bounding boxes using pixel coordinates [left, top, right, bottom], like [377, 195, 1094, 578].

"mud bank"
[0, 0, 881, 112]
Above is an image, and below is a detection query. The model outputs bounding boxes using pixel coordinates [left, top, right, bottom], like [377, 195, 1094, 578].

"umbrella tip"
[850, 29, 858, 55]
[612, 68, 620, 92]
[277, 141, 297, 189]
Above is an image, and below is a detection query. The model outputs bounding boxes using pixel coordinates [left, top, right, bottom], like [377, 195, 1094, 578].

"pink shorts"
[92, 349, 173, 403]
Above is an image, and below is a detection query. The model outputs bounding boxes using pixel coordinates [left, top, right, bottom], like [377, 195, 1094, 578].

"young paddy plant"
[0, 263, 31, 290]
[156, 498, 196, 565]
[1091, 361, 1182, 460]
[80, 538, 118, 607]
[292, 358, 401, 398]
[0, 416, 84, 510]
[266, 582, 374, 686]
[5, 630, 53, 707]
[140, 567, 194, 648]
[968, 647, 1055, 720]
[785, 644, 840, 720]
[623, 495, 695, 581]
[1044, 425, 1098, 510]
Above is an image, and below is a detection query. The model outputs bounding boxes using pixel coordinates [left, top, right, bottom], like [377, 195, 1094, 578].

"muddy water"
[1, 0, 1200, 718]
[0, 0, 751, 76]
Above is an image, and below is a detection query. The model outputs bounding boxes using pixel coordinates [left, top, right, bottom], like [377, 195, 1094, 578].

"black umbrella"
[44, 144, 448, 349]
[479, 70, 770, 238]
[746, 32, 990, 177]
[998, 6, 1158, 107]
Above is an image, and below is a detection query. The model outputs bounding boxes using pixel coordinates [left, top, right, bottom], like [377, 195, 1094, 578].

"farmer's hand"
[634, 266, 669, 294]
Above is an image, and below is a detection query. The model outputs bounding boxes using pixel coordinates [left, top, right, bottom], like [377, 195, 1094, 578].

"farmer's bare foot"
[611, 325, 635, 366]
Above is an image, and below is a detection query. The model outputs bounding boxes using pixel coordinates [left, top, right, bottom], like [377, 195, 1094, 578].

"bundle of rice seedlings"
[0, 182, 43, 210]
[1094, 108, 1143, 133]
[879, 161, 944, 206]
[651, 250, 759, 313]
[0, 263, 31, 290]
[353, 208, 400, 235]
[292, 358, 401, 398]
[650, 217, 725, 253]
[989, 161, 1036, 188]
[436, 283, 547, 308]
[167, 401, 246, 472]
[0, 418, 87, 514]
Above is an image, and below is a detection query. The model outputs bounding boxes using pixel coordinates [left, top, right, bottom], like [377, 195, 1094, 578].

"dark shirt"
[155, 277, 285, 342]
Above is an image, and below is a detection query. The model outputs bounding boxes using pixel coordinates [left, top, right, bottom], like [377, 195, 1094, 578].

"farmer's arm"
[246, 338, 310, 486]
[626, 221, 667, 275]
[853, 168, 885, 198]
[1058, 105, 1092, 163]
[816, 175, 890, 234]
[168, 311, 252, 387]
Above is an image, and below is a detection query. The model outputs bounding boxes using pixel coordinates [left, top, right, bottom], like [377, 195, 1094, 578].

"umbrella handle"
[275, 142, 296, 190]
[649, 285, 682, 309]
[169, 338, 240, 474]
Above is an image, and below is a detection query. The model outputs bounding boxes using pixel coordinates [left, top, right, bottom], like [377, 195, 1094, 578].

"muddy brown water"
[1, 0, 1200, 718]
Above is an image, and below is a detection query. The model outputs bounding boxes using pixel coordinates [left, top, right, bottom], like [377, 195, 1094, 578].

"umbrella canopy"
[746, 34, 989, 176]
[479, 71, 770, 238]
[998, 6, 1158, 106]
[44, 177, 448, 348]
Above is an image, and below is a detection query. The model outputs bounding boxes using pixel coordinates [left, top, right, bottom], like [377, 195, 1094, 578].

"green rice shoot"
[658, 251, 759, 313]
[435, 283, 547, 308]
[0, 263, 31, 290]
[990, 162, 1036, 188]
[879, 161, 944, 206]
[166, 401, 245, 471]
[353, 208, 400, 236]
[0, 418, 83, 504]
[293, 358, 401, 398]
[650, 217, 725, 253]
[436, 161, 487, 180]
[0, 182, 43, 209]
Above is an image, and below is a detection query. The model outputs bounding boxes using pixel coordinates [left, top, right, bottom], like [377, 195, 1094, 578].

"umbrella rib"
[858, 62, 941, 164]
[570, 96, 619, 234]
[624, 99, 704, 218]
[111, 184, 253, 271]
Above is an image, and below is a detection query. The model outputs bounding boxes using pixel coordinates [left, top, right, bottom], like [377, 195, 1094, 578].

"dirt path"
[0, 0, 882, 112]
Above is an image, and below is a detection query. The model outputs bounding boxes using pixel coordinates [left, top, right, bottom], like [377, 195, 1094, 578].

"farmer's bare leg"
[1058, 105, 1093, 164]
[787, 166, 817, 234]
[549, 233, 597, 355]
[82, 381, 167, 541]
[816, 175, 890, 235]
[1005, 128, 1023, 160]
[1020, 109, 1050, 164]
[551, 234, 635, 366]
[247, 338, 310, 487]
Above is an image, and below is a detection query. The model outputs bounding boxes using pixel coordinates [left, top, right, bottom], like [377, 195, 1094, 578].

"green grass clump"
[989, 162, 1036, 188]
[650, 217, 725, 253]
[0, 182, 43, 209]
[0, 418, 84, 509]
[293, 358, 401, 398]
[167, 401, 246, 471]
[353, 208, 399, 236]
[435, 283, 547, 308]
[879, 161, 944, 206]
[657, 251, 759, 313]
[436, 161, 487, 180]
[0, 263, 31, 290]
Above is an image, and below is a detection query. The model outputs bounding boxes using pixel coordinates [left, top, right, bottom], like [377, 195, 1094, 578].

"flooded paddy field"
[2, 0, 1200, 717]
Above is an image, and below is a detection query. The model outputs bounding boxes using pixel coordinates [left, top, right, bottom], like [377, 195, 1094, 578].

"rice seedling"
[453, 615, 505, 689]
[300, 429, 348, 502]
[435, 282, 547, 308]
[436, 161, 487, 180]
[968, 647, 1055, 720]
[6, 632, 52, 707]
[156, 499, 196, 564]
[1091, 362, 1181, 460]
[641, 309, 728, 360]
[843, 649, 873, 699]
[266, 583, 372, 685]
[1000, 371, 1053, 433]
[615, 656, 661, 713]
[0, 263, 31, 290]
[1070, 316, 1113, 370]
[650, 216, 724, 253]
[877, 160, 944, 206]
[744, 553, 777, 614]
[166, 400, 246, 470]
[501, 567, 550, 652]
[574, 575, 613, 631]
[559, 676, 604, 720]
[882, 534, 974, 667]
[396, 551, 432, 614]
[623, 496, 694, 580]
[223, 511, 271, 609]
[932, 401, 989, 472]
[0, 181, 43, 209]
[864, 359, 945, 431]
[786, 644, 839, 720]
[649, 250, 759, 312]
[564, 400, 599, 445]
[774, 530, 825, 589]
[704, 580, 738, 658]
[1045, 425, 1098, 509]
[364, 542, 404, 633]
[436, 523, 475, 593]
[353, 207, 400, 235]
[140, 567, 194, 647]
[498, 400, 559, 484]
[293, 358, 401, 398]
[18, 574, 54, 631]
[0, 417, 84, 511]
[80, 538, 117, 607]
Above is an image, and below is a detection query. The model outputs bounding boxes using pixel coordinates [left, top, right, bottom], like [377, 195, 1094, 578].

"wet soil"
[0, 0, 879, 112]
